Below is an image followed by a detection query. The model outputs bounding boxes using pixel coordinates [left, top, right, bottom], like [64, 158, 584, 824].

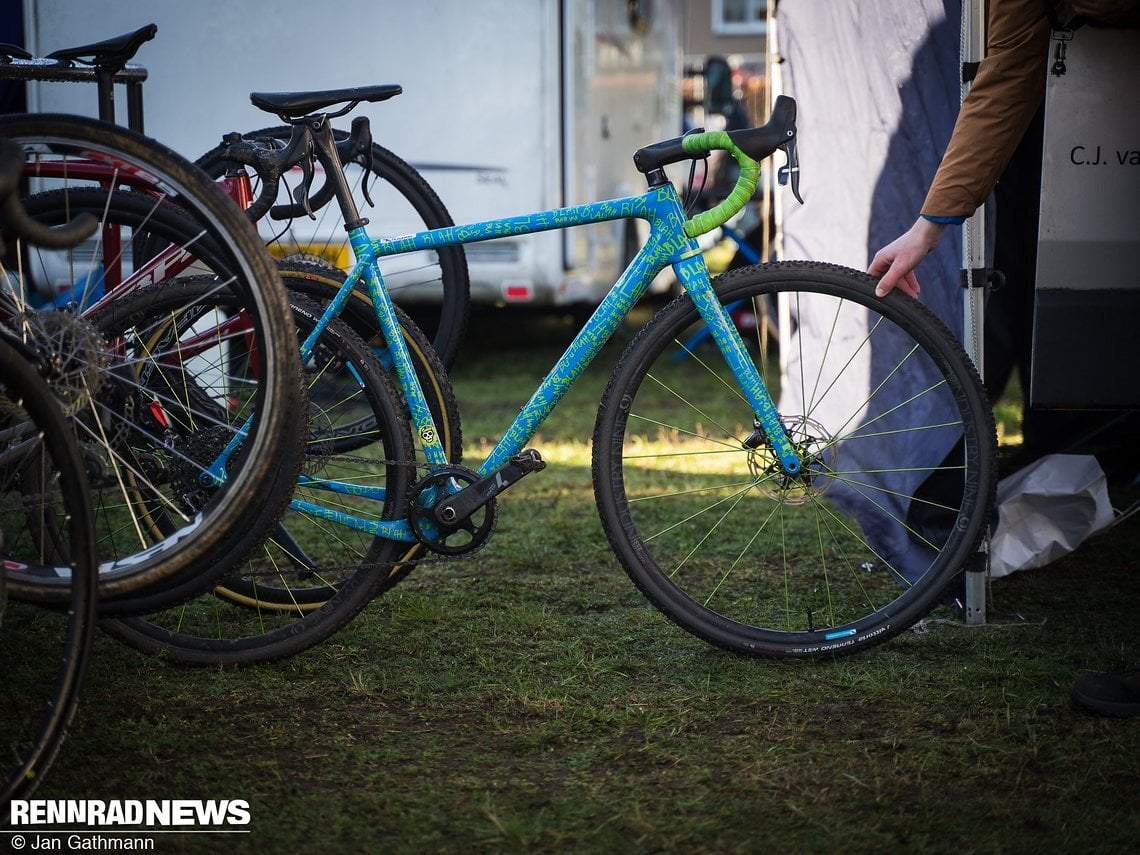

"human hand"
[868, 217, 947, 298]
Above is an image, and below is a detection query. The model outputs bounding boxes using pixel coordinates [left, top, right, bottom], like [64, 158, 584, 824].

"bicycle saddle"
[45, 23, 157, 71]
[250, 85, 402, 118]
[0, 44, 32, 62]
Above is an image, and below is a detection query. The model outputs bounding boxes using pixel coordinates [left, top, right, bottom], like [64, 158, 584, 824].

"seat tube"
[348, 229, 448, 469]
[674, 253, 801, 474]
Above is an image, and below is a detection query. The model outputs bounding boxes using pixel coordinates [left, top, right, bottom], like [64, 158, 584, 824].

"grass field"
[24, 306, 1140, 853]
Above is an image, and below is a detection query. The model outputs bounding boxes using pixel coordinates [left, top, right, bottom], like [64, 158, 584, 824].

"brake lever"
[292, 142, 317, 220]
[361, 141, 375, 209]
[342, 116, 376, 209]
[777, 137, 804, 204]
[357, 120, 376, 209]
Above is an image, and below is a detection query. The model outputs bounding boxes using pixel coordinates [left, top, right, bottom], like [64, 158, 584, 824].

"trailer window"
[712, 0, 766, 36]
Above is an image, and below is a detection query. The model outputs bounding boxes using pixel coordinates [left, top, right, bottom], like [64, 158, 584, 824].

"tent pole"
[961, 0, 989, 625]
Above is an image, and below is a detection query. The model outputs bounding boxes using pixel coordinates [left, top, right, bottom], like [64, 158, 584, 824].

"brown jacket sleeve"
[921, 0, 1050, 218]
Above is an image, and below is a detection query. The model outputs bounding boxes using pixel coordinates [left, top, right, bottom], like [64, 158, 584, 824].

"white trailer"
[22, 0, 682, 308]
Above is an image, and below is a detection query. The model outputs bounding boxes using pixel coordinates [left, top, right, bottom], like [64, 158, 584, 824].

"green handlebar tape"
[681, 131, 761, 238]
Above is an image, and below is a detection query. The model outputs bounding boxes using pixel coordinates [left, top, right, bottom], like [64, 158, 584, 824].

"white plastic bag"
[989, 454, 1115, 578]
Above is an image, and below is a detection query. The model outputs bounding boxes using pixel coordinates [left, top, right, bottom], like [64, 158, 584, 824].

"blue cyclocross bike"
[104, 92, 997, 665]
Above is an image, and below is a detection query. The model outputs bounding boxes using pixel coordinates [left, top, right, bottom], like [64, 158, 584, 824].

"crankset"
[407, 450, 546, 555]
[407, 466, 497, 555]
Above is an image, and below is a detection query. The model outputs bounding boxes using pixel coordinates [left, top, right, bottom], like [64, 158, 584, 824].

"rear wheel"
[83, 277, 306, 615]
[0, 114, 304, 605]
[101, 290, 421, 665]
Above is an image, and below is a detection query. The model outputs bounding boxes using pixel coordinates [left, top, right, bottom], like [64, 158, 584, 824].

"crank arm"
[434, 449, 546, 526]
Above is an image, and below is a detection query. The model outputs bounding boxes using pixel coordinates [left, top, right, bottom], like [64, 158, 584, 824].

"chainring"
[407, 465, 497, 555]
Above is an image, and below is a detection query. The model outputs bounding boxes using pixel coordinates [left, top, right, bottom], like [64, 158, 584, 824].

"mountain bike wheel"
[101, 291, 420, 665]
[1, 337, 97, 808]
[0, 114, 304, 605]
[196, 126, 470, 368]
[592, 262, 997, 658]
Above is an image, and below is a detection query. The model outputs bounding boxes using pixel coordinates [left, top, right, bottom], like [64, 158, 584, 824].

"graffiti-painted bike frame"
[289, 176, 800, 543]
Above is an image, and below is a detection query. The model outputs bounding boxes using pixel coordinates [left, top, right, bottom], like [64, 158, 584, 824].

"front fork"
[673, 252, 801, 475]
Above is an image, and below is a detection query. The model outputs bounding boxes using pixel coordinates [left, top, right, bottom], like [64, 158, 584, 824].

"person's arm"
[871, 0, 1051, 297]
[922, 0, 1051, 218]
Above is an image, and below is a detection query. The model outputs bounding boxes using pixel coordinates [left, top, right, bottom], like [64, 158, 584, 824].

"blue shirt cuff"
[922, 214, 967, 226]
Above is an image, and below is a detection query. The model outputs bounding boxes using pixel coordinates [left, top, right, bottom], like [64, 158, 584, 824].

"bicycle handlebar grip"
[0, 193, 98, 249]
[269, 171, 334, 221]
[680, 132, 760, 238]
[237, 146, 284, 222]
[221, 132, 309, 222]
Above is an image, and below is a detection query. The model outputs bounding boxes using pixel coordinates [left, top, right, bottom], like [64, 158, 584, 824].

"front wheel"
[592, 262, 996, 658]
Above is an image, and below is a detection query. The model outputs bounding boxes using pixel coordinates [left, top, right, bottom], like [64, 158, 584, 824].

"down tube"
[674, 254, 801, 473]
[478, 231, 675, 476]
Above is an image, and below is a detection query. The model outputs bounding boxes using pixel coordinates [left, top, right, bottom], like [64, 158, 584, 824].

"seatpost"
[308, 117, 368, 231]
[95, 68, 116, 123]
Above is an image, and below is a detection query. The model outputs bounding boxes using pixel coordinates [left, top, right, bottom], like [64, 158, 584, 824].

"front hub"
[747, 415, 836, 505]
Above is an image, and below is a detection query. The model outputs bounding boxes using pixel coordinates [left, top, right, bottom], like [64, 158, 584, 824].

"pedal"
[434, 449, 545, 525]
[511, 448, 547, 474]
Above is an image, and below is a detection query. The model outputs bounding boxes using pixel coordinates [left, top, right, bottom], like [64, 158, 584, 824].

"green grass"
[26, 306, 1140, 853]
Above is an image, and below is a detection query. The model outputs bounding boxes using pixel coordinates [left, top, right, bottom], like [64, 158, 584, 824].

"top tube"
[369, 185, 697, 265]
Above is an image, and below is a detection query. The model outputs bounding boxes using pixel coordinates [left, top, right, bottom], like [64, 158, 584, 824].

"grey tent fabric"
[775, 0, 967, 582]
[777, 0, 963, 282]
